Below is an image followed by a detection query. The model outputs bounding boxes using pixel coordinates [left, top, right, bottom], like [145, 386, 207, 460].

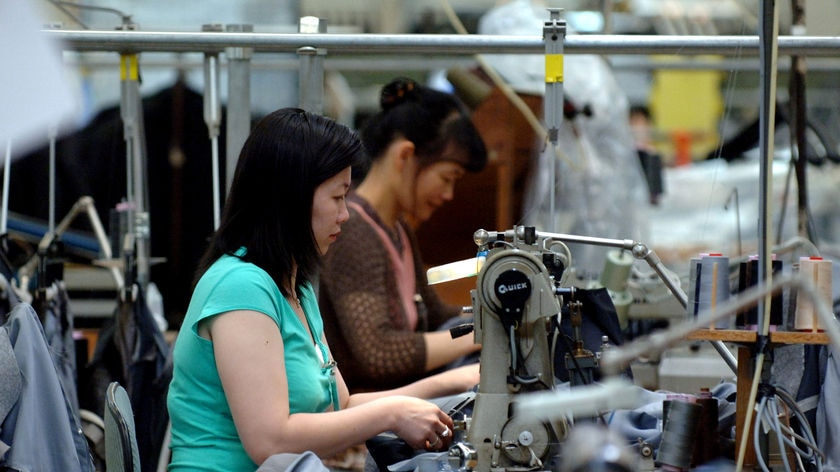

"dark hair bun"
[380, 77, 418, 111]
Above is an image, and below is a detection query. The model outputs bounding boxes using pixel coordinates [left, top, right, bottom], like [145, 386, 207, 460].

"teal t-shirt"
[167, 252, 337, 471]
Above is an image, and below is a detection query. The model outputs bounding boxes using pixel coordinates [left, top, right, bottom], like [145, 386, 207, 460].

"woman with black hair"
[167, 108, 456, 471]
[319, 78, 487, 394]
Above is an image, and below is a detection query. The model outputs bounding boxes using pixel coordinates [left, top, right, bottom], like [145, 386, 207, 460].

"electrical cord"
[753, 384, 824, 472]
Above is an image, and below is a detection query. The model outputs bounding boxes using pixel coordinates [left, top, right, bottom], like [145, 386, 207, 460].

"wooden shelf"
[686, 328, 829, 345]
[686, 328, 828, 466]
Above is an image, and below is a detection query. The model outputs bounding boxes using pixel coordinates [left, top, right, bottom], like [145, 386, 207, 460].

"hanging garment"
[0, 302, 94, 471]
[11, 83, 222, 327]
[817, 345, 840, 467]
[0, 321, 22, 461]
[79, 283, 172, 472]
[35, 281, 81, 417]
[794, 344, 824, 437]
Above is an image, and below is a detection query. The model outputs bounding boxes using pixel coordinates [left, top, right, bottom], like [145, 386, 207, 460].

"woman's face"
[312, 166, 352, 255]
[411, 158, 466, 225]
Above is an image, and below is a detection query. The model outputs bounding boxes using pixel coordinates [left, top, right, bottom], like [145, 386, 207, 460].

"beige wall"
[807, 0, 840, 35]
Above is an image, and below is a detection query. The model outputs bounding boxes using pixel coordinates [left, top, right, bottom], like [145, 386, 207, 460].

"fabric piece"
[256, 452, 331, 472]
[0, 328, 22, 455]
[794, 344, 822, 435]
[319, 194, 462, 392]
[386, 452, 450, 472]
[36, 282, 81, 416]
[0, 302, 94, 471]
[817, 346, 840, 467]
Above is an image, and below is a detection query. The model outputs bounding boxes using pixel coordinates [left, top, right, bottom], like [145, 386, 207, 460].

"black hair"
[629, 105, 652, 120]
[359, 77, 487, 176]
[194, 108, 364, 299]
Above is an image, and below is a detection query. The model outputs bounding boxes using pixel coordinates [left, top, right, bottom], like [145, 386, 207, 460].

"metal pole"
[738, 2, 780, 468]
[119, 49, 150, 289]
[601, 0, 613, 34]
[298, 16, 327, 114]
[224, 23, 253, 198]
[789, 0, 811, 241]
[46, 30, 840, 57]
[757, 0, 780, 334]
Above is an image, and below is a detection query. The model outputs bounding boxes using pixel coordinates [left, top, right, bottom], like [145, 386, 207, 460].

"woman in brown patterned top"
[319, 77, 487, 394]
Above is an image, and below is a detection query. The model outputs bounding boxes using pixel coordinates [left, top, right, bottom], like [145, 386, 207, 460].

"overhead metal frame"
[48, 28, 840, 196]
[47, 30, 840, 56]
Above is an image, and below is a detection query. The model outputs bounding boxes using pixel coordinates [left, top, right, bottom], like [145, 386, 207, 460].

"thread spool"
[600, 250, 633, 292]
[601, 250, 634, 328]
[696, 254, 731, 329]
[692, 388, 720, 467]
[794, 256, 833, 332]
[736, 255, 783, 329]
[687, 257, 701, 317]
[658, 399, 703, 471]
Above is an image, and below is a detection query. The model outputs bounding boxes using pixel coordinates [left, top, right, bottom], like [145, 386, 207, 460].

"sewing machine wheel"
[499, 416, 552, 465]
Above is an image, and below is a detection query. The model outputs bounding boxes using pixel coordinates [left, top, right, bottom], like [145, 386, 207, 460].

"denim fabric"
[0, 303, 94, 471]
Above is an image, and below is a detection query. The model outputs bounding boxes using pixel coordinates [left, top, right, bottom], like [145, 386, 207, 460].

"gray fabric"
[0, 329, 22, 423]
[256, 451, 330, 472]
[386, 452, 449, 472]
[771, 344, 804, 400]
[817, 345, 840, 468]
[40, 282, 81, 415]
[0, 328, 22, 457]
[0, 303, 95, 471]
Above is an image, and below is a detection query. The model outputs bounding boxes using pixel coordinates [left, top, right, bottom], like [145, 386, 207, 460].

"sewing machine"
[450, 227, 568, 472]
[444, 226, 683, 472]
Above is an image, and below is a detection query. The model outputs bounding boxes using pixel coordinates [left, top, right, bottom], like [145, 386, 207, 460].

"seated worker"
[167, 108, 460, 471]
[319, 77, 487, 394]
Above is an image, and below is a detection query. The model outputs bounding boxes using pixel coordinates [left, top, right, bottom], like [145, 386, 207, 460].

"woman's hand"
[386, 396, 455, 451]
[436, 363, 480, 393]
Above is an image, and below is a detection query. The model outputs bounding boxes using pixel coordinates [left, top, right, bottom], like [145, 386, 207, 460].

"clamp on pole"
[298, 16, 327, 115]
[202, 23, 224, 230]
[543, 8, 566, 146]
[543, 9, 566, 232]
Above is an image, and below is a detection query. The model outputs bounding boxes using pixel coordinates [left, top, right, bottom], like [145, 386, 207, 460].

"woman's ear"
[392, 139, 416, 175]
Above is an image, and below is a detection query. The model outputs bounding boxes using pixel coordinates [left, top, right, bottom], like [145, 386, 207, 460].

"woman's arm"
[345, 363, 480, 407]
[422, 330, 480, 372]
[210, 310, 454, 464]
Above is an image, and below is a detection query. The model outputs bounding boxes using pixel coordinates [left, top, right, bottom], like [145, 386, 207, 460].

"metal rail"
[47, 30, 840, 57]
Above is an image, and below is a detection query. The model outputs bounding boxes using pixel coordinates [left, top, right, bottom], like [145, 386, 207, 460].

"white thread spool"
[600, 250, 633, 292]
[794, 256, 833, 332]
[697, 253, 731, 329]
[600, 250, 634, 328]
